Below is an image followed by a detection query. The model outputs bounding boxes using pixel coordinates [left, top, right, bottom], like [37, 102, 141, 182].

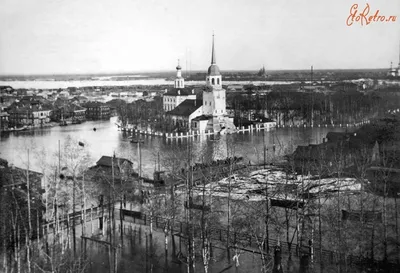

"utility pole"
[27, 149, 32, 273]
[72, 176, 76, 257]
[111, 152, 117, 273]
[311, 65, 314, 127]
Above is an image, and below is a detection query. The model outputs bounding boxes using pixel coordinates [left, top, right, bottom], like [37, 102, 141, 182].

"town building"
[388, 61, 400, 77]
[52, 99, 86, 123]
[290, 128, 381, 175]
[0, 158, 45, 242]
[51, 103, 86, 123]
[84, 101, 110, 120]
[165, 34, 236, 133]
[0, 86, 13, 95]
[70, 95, 89, 105]
[163, 61, 196, 111]
[0, 111, 9, 131]
[388, 43, 400, 77]
[7, 103, 53, 127]
[85, 156, 135, 183]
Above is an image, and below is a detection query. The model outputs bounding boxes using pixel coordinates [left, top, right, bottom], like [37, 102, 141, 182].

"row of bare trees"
[2, 128, 399, 273]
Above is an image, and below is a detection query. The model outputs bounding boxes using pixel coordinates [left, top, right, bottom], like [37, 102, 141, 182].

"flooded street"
[0, 117, 351, 177]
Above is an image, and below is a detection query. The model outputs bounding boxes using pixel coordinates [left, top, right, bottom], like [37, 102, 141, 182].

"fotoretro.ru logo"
[346, 3, 397, 26]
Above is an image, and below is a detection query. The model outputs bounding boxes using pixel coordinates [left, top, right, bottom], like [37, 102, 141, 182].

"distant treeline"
[227, 87, 396, 126]
[114, 85, 400, 131]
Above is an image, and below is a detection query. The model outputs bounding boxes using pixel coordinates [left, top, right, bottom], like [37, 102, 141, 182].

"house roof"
[70, 96, 88, 102]
[84, 101, 109, 108]
[56, 103, 86, 113]
[96, 156, 133, 167]
[192, 115, 211, 121]
[326, 132, 353, 143]
[8, 102, 53, 114]
[167, 99, 203, 117]
[292, 142, 338, 162]
[0, 158, 44, 196]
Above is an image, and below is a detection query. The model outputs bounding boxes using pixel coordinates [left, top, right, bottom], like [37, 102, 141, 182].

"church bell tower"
[174, 60, 184, 88]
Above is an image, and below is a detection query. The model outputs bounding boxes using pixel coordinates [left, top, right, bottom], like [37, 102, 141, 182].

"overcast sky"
[0, 0, 399, 74]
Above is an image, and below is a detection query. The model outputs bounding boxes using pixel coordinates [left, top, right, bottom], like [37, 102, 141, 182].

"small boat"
[7, 126, 28, 132]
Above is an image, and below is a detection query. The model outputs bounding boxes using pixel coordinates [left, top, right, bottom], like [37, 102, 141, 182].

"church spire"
[211, 33, 216, 65]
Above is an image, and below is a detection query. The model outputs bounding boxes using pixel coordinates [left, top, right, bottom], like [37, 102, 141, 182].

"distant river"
[0, 117, 350, 177]
[0, 79, 298, 89]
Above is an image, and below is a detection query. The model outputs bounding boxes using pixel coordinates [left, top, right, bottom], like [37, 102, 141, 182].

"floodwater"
[0, 117, 350, 177]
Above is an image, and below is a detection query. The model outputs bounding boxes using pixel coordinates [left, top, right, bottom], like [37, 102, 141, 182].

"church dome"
[208, 64, 220, 76]
[176, 64, 182, 70]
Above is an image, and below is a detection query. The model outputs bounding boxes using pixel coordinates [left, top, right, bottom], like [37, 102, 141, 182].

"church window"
[217, 78, 220, 84]
[212, 78, 215, 85]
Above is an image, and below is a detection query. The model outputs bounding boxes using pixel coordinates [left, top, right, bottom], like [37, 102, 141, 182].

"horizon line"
[0, 67, 392, 77]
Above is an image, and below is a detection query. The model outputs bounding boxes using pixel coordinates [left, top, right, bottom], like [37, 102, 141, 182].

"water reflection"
[0, 117, 350, 176]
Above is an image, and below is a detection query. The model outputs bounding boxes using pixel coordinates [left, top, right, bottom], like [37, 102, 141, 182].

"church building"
[163, 61, 196, 112]
[388, 61, 400, 78]
[388, 43, 400, 77]
[165, 35, 236, 134]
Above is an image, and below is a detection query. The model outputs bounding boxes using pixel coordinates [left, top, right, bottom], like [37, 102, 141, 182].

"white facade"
[32, 110, 51, 119]
[163, 90, 196, 111]
[206, 72, 222, 88]
[202, 89, 226, 116]
[192, 119, 209, 132]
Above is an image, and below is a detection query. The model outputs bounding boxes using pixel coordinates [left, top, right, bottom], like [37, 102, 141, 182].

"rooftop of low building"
[166, 99, 203, 117]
